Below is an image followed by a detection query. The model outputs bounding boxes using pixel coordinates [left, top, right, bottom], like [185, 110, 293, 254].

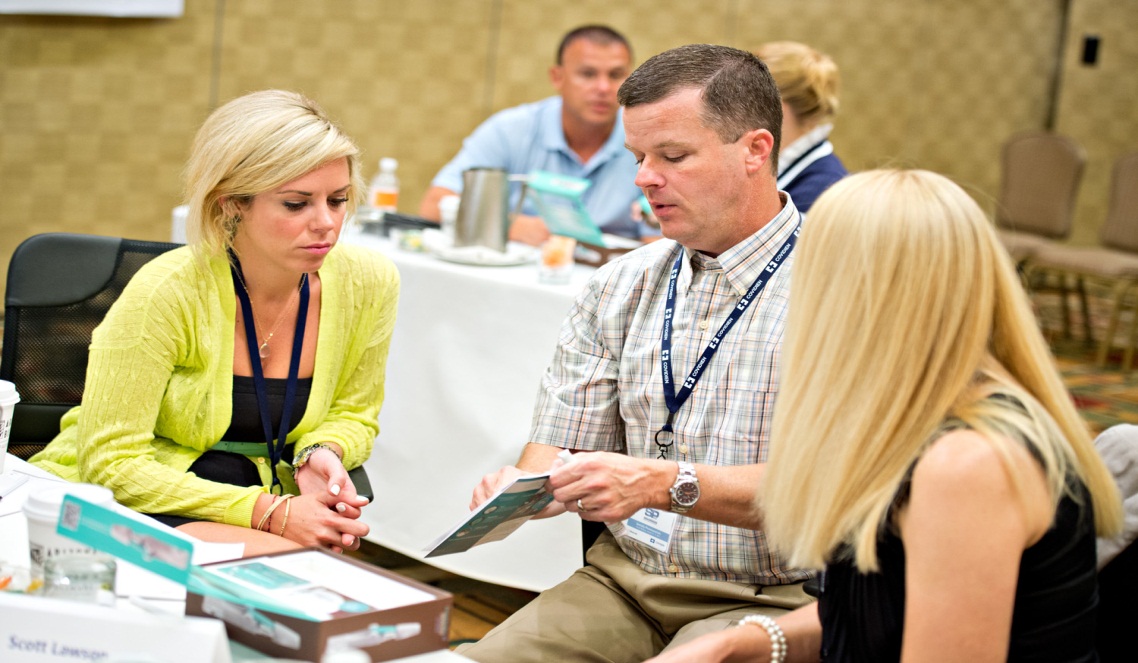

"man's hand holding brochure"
[424, 449, 573, 557]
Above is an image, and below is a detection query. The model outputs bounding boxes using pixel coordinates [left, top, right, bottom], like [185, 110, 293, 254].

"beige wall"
[1056, 0, 1138, 245]
[2, 0, 1135, 298]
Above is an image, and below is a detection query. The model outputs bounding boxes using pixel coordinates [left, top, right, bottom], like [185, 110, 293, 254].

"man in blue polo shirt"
[418, 25, 648, 244]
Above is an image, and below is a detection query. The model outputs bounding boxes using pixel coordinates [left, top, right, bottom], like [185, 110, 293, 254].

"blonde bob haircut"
[755, 41, 839, 129]
[762, 169, 1122, 572]
[182, 89, 365, 257]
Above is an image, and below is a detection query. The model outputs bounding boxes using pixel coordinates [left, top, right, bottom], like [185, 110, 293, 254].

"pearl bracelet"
[737, 614, 787, 663]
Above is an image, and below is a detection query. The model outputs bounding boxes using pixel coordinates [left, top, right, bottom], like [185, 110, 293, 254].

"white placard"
[0, 592, 230, 663]
[0, 0, 183, 16]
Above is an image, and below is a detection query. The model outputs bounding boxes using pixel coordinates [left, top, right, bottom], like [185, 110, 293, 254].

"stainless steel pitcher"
[455, 167, 511, 252]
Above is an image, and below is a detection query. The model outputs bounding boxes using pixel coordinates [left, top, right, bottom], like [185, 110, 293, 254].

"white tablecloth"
[343, 229, 592, 592]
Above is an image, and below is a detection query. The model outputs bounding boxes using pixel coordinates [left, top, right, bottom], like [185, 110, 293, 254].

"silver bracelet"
[737, 614, 787, 663]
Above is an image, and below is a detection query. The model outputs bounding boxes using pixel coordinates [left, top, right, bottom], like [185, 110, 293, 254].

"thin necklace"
[234, 271, 308, 362]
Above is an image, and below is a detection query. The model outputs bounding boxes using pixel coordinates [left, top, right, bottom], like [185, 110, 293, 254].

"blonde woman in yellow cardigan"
[33, 90, 399, 556]
[650, 170, 1121, 662]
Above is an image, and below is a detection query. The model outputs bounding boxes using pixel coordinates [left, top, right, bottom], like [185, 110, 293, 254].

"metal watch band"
[670, 460, 700, 513]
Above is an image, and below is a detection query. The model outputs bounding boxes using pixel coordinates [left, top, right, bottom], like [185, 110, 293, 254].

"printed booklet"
[423, 472, 556, 557]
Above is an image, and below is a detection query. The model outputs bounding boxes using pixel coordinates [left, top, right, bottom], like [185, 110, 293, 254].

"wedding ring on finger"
[576, 498, 587, 512]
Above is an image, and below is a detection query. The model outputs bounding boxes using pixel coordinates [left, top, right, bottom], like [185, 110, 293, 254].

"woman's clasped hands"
[270, 445, 370, 553]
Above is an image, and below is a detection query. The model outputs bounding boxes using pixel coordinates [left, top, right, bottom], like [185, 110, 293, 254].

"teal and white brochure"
[524, 170, 607, 246]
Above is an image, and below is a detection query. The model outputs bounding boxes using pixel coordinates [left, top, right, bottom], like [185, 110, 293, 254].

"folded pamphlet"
[423, 472, 557, 558]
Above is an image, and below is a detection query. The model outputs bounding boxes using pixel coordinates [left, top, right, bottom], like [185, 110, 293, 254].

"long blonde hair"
[755, 41, 839, 128]
[762, 169, 1122, 572]
[182, 89, 365, 257]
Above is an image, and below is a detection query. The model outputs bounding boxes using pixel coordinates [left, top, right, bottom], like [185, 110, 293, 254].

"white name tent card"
[0, 592, 230, 663]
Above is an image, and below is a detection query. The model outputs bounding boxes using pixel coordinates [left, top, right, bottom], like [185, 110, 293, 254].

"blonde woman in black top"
[649, 170, 1122, 663]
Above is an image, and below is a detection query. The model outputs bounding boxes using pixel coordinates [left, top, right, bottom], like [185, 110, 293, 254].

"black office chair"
[1, 233, 179, 458]
[1091, 423, 1138, 661]
[1, 232, 372, 499]
[1097, 540, 1136, 662]
[582, 519, 606, 562]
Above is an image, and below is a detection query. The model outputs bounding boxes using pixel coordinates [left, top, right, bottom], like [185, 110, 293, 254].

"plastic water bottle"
[438, 194, 460, 245]
[369, 157, 400, 213]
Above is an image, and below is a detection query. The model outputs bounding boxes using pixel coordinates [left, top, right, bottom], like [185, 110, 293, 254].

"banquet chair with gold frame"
[994, 131, 1086, 265]
[1025, 151, 1138, 370]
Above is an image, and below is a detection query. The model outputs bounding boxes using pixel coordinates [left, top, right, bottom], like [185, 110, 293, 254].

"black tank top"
[818, 478, 1099, 662]
[221, 375, 313, 444]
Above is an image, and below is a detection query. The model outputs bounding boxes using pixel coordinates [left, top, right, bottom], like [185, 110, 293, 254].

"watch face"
[675, 481, 700, 506]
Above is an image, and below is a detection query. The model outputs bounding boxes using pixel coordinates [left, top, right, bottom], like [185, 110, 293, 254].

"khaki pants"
[458, 533, 812, 663]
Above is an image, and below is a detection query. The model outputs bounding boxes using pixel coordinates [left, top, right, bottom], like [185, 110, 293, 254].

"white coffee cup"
[0, 379, 20, 475]
[23, 483, 114, 577]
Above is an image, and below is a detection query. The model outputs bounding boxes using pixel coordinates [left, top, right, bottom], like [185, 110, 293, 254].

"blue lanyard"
[230, 256, 310, 494]
[655, 223, 800, 459]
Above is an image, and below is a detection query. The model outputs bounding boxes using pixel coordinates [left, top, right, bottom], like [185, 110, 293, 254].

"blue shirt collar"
[540, 96, 626, 174]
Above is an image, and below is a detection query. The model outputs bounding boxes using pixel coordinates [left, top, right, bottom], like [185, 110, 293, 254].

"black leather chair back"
[1, 233, 181, 458]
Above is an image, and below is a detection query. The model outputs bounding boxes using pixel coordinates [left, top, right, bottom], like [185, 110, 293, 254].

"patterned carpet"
[1035, 284, 1138, 435]
[1052, 338, 1138, 434]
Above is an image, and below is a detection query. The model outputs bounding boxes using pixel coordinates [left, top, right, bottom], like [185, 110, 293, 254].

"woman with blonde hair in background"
[755, 41, 847, 213]
[649, 169, 1122, 662]
[33, 90, 399, 556]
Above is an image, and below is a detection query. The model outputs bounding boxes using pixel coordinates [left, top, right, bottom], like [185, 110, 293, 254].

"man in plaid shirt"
[461, 44, 813, 662]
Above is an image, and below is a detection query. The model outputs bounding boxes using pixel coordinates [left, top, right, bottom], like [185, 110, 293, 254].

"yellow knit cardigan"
[31, 243, 399, 528]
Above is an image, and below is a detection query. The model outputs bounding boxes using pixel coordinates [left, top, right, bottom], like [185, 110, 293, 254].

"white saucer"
[434, 244, 536, 267]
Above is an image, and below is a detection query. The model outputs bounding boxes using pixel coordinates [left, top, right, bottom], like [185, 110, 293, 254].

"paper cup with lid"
[0, 379, 19, 475]
[23, 483, 114, 577]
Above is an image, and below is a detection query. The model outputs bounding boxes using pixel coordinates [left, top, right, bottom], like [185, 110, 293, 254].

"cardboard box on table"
[186, 547, 452, 662]
[48, 495, 452, 663]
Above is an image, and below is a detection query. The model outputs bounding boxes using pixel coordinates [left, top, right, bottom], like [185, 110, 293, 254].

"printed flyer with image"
[424, 473, 556, 558]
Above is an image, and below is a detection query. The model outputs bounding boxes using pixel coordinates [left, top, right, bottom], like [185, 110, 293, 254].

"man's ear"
[742, 128, 776, 175]
[549, 64, 565, 91]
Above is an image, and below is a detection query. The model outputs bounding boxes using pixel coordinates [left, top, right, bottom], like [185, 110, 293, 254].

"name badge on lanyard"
[616, 222, 801, 555]
[230, 253, 310, 494]
[653, 223, 800, 460]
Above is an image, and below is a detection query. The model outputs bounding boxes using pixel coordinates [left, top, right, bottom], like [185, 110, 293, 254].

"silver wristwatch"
[669, 461, 701, 513]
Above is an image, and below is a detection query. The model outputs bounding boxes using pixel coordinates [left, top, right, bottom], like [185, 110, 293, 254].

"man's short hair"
[556, 25, 632, 65]
[618, 44, 782, 166]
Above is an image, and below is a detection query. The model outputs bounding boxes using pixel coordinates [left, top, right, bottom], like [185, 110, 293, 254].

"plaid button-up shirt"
[530, 198, 811, 585]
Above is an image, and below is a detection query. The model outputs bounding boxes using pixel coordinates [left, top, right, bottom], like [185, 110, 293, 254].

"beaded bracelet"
[737, 614, 787, 663]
